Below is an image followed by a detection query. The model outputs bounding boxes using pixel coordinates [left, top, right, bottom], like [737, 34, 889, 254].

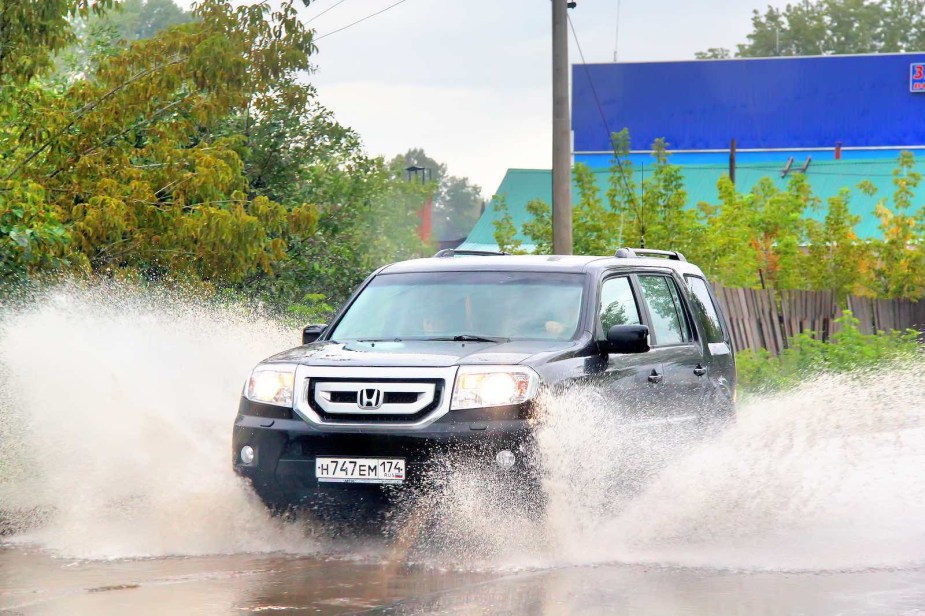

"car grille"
[307, 378, 445, 424]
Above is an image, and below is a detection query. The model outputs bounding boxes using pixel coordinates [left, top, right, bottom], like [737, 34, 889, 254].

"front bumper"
[232, 398, 534, 508]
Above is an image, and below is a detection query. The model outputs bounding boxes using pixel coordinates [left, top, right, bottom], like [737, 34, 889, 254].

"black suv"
[232, 248, 736, 510]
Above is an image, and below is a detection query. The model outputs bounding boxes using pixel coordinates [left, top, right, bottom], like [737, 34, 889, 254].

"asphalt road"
[3, 546, 925, 615]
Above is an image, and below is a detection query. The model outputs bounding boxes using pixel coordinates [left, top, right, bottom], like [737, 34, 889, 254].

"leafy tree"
[695, 48, 732, 59]
[866, 152, 925, 298]
[704, 0, 925, 58]
[1, 0, 319, 287]
[109, 0, 191, 41]
[0, 181, 71, 282]
[0, 0, 116, 85]
[57, 0, 192, 78]
[698, 175, 812, 291]
[804, 188, 874, 302]
[491, 195, 523, 254]
[602, 132, 703, 257]
[516, 132, 704, 258]
[393, 148, 484, 241]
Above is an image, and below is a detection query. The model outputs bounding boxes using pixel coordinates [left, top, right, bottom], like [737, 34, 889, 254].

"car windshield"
[330, 271, 586, 342]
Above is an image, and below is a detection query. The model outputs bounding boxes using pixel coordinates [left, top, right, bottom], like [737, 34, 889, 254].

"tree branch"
[4, 55, 184, 182]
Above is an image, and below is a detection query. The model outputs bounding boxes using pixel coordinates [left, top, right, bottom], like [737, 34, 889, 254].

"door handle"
[648, 370, 663, 384]
[693, 364, 707, 377]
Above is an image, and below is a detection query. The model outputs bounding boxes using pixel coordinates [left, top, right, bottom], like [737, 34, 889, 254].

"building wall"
[572, 53, 925, 161]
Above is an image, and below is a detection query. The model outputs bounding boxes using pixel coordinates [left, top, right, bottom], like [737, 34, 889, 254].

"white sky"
[177, 1, 793, 196]
[303, 0, 794, 197]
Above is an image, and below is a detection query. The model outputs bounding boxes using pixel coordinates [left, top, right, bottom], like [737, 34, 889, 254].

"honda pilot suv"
[232, 248, 736, 511]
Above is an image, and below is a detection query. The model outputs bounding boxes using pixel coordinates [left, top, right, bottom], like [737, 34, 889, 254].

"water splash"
[1, 282, 924, 572]
[0, 282, 312, 559]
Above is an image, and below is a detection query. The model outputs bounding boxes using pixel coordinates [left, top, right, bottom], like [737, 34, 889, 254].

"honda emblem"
[357, 388, 383, 410]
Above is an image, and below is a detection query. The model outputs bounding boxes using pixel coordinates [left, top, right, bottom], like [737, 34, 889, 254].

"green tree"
[491, 195, 523, 254]
[0, 0, 116, 85]
[695, 48, 732, 59]
[1, 0, 319, 286]
[393, 148, 485, 241]
[700, 175, 810, 291]
[705, 0, 925, 58]
[605, 132, 703, 257]
[866, 152, 925, 298]
[57, 0, 192, 78]
[804, 188, 873, 302]
[517, 132, 704, 258]
[112, 0, 191, 41]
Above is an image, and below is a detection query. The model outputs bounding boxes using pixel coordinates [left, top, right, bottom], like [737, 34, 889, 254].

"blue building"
[462, 53, 925, 252]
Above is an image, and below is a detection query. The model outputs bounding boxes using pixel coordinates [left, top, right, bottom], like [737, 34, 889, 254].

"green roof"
[461, 160, 925, 252]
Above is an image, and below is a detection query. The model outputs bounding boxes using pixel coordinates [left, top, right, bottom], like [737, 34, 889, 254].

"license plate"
[315, 457, 406, 484]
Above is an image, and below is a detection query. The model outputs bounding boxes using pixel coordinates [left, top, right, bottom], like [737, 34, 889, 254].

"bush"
[736, 310, 921, 394]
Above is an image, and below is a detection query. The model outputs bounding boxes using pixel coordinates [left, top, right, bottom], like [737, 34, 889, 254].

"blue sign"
[912, 63, 925, 93]
[572, 54, 925, 154]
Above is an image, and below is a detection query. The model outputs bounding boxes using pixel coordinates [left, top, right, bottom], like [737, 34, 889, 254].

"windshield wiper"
[423, 335, 510, 343]
[356, 338, 403, 343]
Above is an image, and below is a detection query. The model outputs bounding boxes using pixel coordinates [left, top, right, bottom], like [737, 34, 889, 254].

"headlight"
[245, 364, 296, 407]
[450, 366, 539, 410]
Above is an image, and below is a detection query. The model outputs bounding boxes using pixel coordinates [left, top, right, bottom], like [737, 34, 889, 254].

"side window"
[637, 275, 690, 346]
[599, 277, 641, 331]
[685, 276, 726, 343]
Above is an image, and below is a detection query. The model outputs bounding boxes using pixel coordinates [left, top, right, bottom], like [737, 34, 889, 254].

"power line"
[315, 0, 409, 42]
[567, 15, 641, 215]
[307, 0, 350, 24]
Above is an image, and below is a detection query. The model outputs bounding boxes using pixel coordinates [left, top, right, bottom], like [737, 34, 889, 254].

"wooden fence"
[711, 286, 925, 355]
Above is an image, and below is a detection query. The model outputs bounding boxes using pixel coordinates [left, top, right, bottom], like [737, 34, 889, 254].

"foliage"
[700, 0, 925, 59]
[0, 181, 71, 281]
[285, 292, 335, 326]
[58, 0, 193, 78]
[517, 132, 701, 258]
[804, 188, 873, 301]
[0, 0, 430, 316]
[737, 311, 921, 392]
[492, 195, 523, 254]
[501, 130, 925, 303]
[695, 48, 732, 60]
[866, 152, 925, 298]
[393, 148, 485, 241]
[0, 0, 116, 85]
[699, 175, 812, 291]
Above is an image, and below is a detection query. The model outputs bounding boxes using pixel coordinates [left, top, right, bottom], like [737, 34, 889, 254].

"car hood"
[265, 339, 569, 368]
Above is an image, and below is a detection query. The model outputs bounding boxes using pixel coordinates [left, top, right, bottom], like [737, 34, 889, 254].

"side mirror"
[603, 324, 650, 354]
[302, 324, 326, 345]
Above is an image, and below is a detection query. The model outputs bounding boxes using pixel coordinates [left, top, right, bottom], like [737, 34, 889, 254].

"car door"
[589, 274, 666, 421]
[635, 273, 706, 425]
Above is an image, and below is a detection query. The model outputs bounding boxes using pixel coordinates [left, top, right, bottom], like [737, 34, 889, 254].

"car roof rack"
[615, 247, 687, 262]
[433, 249, 509, 258]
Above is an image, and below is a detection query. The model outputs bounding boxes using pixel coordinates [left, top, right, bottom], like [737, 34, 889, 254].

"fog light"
[495, 449, 516, 471]
[240, 445, 255, 465]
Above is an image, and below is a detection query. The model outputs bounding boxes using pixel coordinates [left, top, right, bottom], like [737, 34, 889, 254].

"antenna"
[613, 0, 622, 62]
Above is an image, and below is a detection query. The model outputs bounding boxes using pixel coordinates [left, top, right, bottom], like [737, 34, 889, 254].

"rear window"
[685, 276, 726, 344]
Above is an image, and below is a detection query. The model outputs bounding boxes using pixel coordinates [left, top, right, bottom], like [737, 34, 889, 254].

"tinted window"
[638, 275, 689, 346]
[331, 271, 585, 342]
[686, 276, 726, 343]
[599, 277, 641, 331]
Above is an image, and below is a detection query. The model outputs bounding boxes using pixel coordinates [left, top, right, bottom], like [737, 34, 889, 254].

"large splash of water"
[1, 283, 923, 571]
[0, 282, 312, 559]
[539, 374, 925, 571]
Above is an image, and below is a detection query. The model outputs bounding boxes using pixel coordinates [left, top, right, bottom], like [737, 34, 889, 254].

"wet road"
[3, 546, 925, 615]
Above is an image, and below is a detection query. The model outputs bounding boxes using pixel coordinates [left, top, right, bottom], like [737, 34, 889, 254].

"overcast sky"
[294, 0, 791, 196]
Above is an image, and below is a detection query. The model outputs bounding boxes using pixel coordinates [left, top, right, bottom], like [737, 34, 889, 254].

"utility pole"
[729, 138, 737, 186]
[552, 0, 573, 255]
